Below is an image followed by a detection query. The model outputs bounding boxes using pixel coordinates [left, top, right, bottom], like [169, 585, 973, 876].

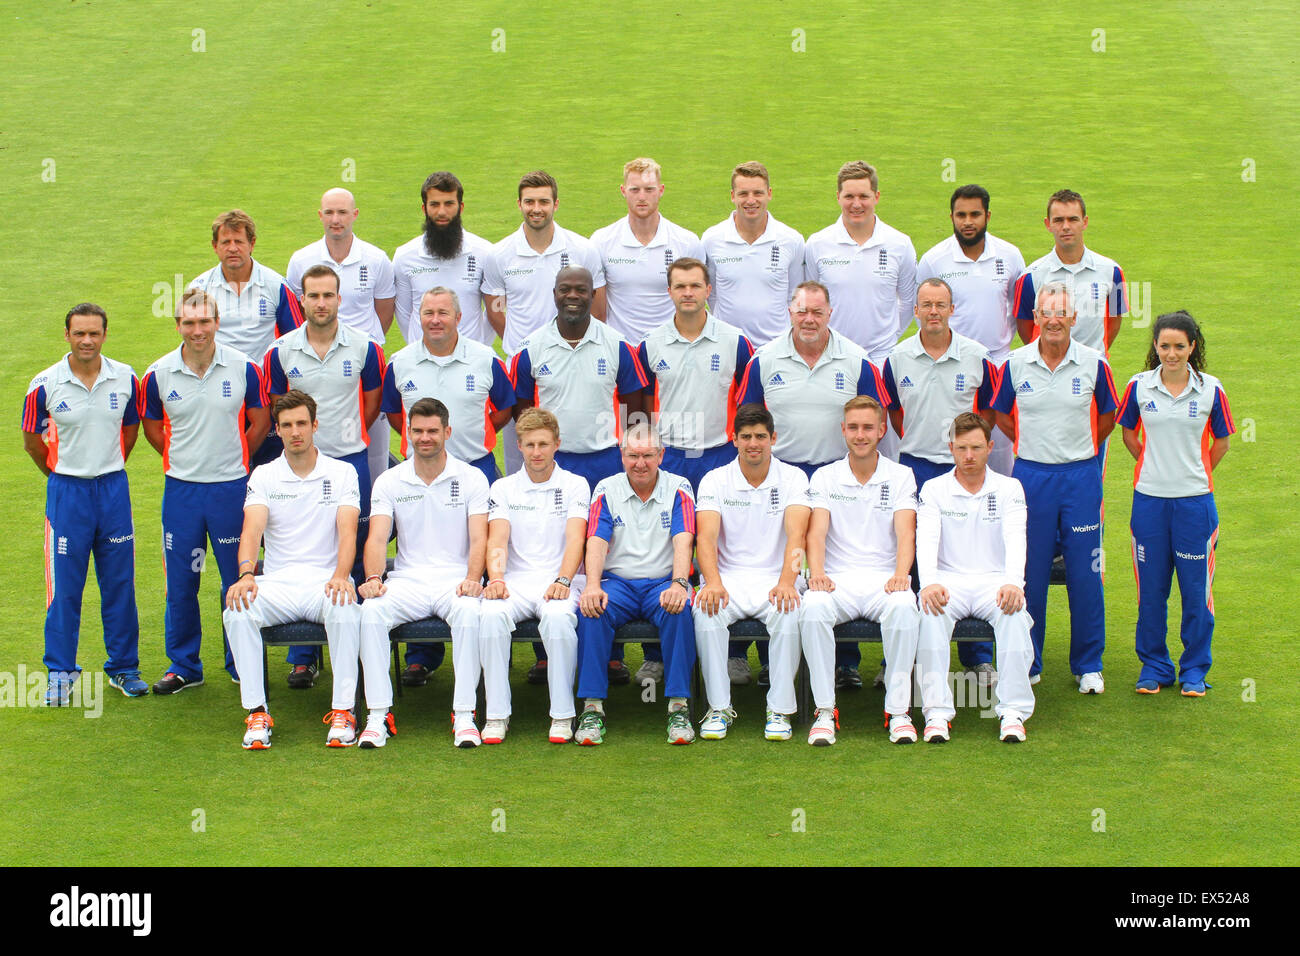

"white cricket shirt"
[916, 233, 1025, 361]
[488, 464, 591, 577]
[883, 331, 998, 463]
[1117, 369, 1235, 498]
[23, 355, 139, 479]
[588, 469, 695, 580]
[806, 455, 917, 575]
[246, 452, 360, 577]
[370, 455, 489, 578]
[391, 230, 494, 346]
[701, 213, 805, 347]
[285, 235, 396, 343]
[696, 457, 809, 578]
[917, 469, 1027, 588]
[590, 215, 706, 344]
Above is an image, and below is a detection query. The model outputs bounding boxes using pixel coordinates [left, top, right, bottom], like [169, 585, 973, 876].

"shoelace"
[323, 709, 355, 730]
[246, 711, 273, 732]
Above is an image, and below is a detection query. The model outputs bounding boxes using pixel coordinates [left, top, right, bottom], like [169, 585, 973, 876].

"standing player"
[1117, 312, 1234, 696]
[286, 188, 397, 485]
[265, 265, 385, 688]
[222, 390, 363, 750]
[483, 170, 606, 475]
[140, 289, 270, 693]
[693, 404, 809, 740]
[801, 398, 922, 745]
[915, 184, 1025, 476]
[804, 161, 916, 457]
[701, 161, 805, 347]
[479, 408, 591, 743]
[638, 257, 754, 491]
[23, 304, 145, 704]
[590, 157, 706, 345]
[1014, 189, 1127, 356]
[916, 413, 1036, 743]
[737, 280, 890, 687]
[576, 426, 698, 745]
[883, 279, 999, 684]
[357, 398, 489, 749]
[513, 266, 649, 685]
[392, 172, 495, 346]
[992, 282, 1118, 691]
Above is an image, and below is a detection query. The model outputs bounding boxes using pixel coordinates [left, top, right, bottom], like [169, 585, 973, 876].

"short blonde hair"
[176, 287, 219, 321]
[516, 407, 560, 441]
[623, 157, 662, 182]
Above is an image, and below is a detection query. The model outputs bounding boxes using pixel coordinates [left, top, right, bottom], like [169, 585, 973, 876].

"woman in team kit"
[1116, 312, 1234, 697]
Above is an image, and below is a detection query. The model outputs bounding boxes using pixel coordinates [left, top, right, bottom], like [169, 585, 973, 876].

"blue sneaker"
[1180, 680, 1209, 697]
[1135, 678, 1172, 695]
[109, 671, 150, 697]
[44, 672, 77, 707]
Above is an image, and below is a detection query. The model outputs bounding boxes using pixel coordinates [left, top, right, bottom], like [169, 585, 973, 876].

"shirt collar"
[510, 223, 571, 258]
[665, 312, 720, 344]
[616, 215, 670, 248]
[1045, 246, 1098, 274]
[945, 468, 998, 499]
[56, 354, 120, 386]
[418, 334, 468, 365]
[396, 454, 466, 486]
[723, 457, 780, 491]
[832, 454, 892, 487]
[311, 235, 361, 266]
[288, 322, 354, 357]
[1027, 337, 1082, 369]
[614, 468, 674, 504]
[903, 330, 965, 362]
[721, 213, 778, 245]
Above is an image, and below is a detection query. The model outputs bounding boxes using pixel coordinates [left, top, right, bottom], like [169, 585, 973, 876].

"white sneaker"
[548, 718, 574, 744]
[324, 709, 357, 747]
[699, 707, 736, 740]
[667, 709, 695, 744]
[999, 713, 1027, 743]
[452, 712, 481, 748]
[974, 662, 998, 687]
[808, 708, 838, 746]
[635, 659, 664, 684]
[764, 711, 793, 741]
[1076, 672, 1105, 695]
[888, 713, 917, 744]
[923, 717, 950, 743]
[727, 657, 752, 685]
[359, 712, 395, 749]
[242, 711, 273, 750]
[482, 718, 509, 744]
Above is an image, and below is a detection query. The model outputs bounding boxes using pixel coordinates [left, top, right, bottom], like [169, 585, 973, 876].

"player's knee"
[800, 591, 834, 624]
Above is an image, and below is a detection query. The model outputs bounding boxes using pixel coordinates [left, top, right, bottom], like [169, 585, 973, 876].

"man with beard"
[392, 172, 495, 346]
[916, 184, 1025, 477]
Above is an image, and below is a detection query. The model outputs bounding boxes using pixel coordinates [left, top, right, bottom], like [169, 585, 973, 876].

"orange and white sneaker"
[324, 709, 357, 747]
[359, 712, 397, 749]
[999, 713, 1027, 743]
[482, 718, 509, 744]
[242, 711, 274, 750]
[888, 713, 918, 745]
[922, 717, 951, 743]
[452, 711, 481, 748]
[807, 708, 838, 746]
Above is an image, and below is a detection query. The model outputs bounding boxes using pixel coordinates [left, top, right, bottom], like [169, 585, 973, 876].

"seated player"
[693, 404, 809, 740]
[479, 408, 591, 743]
[357, 398, 488, 749]
[222, 390, 363, 749]
[801, 397, 921, 745]
[915, 413, 1035, 743]
[575, 425, 697, 745]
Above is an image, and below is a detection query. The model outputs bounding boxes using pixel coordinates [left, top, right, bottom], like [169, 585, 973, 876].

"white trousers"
[367, 417, 392, 487]
[358, 574, 481, 713]
[800, 571, 922, 715]
[916, 573, 1035, 722]
[223, 573, 362, 712]
[692, 573, 801, 712]
[479, 573, 584, 719]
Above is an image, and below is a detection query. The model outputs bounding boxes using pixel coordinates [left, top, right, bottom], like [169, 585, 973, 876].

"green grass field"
[2, 1, 1297, 867]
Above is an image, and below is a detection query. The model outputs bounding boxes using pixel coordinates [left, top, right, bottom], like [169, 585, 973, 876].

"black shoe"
[836, 666, 863, 690]
[287, 663, 319, 689]
[400, 663, 431, 687]
[152, 672, 203, 695]
[607, 660, 631, 685]
[526, 660, 548, 685]
[756, 665, 770, 688]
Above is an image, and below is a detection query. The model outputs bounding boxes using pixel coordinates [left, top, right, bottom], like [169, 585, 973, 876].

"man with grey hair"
[992, 280, 1118, 692]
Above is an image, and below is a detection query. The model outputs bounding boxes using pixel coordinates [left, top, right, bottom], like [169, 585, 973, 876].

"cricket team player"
[392, 172, 495, 346]
[285, 188, 397, 485]
[222, 390, 363, 749]
[140, 289, 270, 692]
[23, 304, 146, 704]
[916, 413, 1036, 743]
[701, 161, 805, 347]
[993, 281, 1118, 691]
[576, 426, 697, 745]
[801, 397, 923, 745]
[357, 397, 490, 749]
[480, 408, 591, 743]
[591, 157, 706, 345]
[693, 404, 809, 740]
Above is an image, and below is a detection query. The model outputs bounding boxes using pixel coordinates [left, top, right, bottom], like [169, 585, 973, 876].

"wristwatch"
[673, 577, 691, 591]
[554, 576, 571, 587]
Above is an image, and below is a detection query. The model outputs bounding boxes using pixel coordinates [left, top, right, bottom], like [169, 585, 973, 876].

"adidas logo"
[401, 380, 417, 392]
[653, 359, 671, 372]
[1016, 380, 1033, 393]
[166, 390, 183, 402]
[288, 367, 303, 378]
[900, 375, 914, 388]
[536, 363, 553, 376]
[1143, 400, 1158, 412]
[768, 373, 786, 386]
[54, 401, 71, 413]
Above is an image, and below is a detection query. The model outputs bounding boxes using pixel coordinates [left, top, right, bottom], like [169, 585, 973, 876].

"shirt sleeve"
[245, 361, 267, 409]
[737, 355, 764, 406]
[1210, 385, 1235, 438]
[670, 484, 696, 537]
[695, 470, 720, 513]
[361, 342, 386, 391]
[1108, 264, 1128, 319]
[373, 254, 396, 299]
[369, 472, 395, 519]
[857, 358, 889, 408]
[786, 235, 806, 295]
[265, 346, 288, 396]
[1012, 272, 1036, 327]
[805, 468, 828, 511]
[881, 357, 901, 408]
[285, 253, 304, 298]
[393, 255, 414, 343]
[990, 360, 1016, 414]
[566, 474, 591, 519]
[733, 336, 755, 389]
[141, 370, 163, 421]
[21, 382, 48, 434]
[976, 358, 999, 411]
[616, 340, 649, 396]
[337, 464, 361, 510]
[580, 241, 606, 290]
[381, 363, 403, 414]
[896, 242, 918, 333]
[637, 341, 656, 389]
[1115, 378, 1141, 430]
[1094, 359, 1119, 416]
[245, 466, 271, 509]
[276, 284, 304, 334]
[511, 348, 535, 403]
[480, 247, 506, 298]
[466, 470, 490, 517]
[893, 468, 918, 514]
[587, 492, 613, 542]
[1001, 479, 1028, 588]
[122, 375, 141, 427]
[488, 357, 515, 411]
